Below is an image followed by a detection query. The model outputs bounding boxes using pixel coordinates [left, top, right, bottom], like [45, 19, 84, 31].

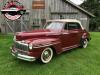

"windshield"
[44, 22, 64, 30]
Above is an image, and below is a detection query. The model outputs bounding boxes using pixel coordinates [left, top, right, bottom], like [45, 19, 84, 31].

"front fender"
[28, 38, 62, 58]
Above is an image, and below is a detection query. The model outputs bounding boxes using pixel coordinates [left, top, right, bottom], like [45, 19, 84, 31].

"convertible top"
[47, 19, 84, 30]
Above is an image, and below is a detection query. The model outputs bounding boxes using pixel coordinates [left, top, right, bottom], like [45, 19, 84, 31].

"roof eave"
[62, 0, 95, 17]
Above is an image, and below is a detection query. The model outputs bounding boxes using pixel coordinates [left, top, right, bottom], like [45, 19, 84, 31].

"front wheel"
[40, 47, 53, 64]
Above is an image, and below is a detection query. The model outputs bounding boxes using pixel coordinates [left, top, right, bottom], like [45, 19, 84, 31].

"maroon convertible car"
[11, 19, 91, 64]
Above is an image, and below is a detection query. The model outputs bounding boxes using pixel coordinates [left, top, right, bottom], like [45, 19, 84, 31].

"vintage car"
[11, 19, 91, 64]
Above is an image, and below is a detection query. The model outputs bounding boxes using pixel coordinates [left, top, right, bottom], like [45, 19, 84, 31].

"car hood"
[16, 29, 61, 41]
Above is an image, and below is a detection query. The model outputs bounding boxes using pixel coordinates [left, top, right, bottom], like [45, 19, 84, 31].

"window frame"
[67, 22, 81, 30]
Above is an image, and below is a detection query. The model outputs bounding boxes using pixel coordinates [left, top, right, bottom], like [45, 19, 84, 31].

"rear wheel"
[80, 39, 88, 48]
[40, 47, 53, 64]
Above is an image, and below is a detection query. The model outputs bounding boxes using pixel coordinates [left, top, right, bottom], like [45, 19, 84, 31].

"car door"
[61, 22, 72, 49]
[68, 22, 82, 46]
[61, 22, 82, 50]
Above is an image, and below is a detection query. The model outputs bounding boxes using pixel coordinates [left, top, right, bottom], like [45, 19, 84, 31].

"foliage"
[0, 33, 100, 75]
[80, 0, 100, 31]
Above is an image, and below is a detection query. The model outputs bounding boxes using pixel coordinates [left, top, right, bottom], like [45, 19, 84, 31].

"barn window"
[32, 0, 45, 9]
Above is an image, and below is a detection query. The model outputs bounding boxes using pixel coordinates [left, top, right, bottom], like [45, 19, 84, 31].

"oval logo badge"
[1, 1, 26, 20]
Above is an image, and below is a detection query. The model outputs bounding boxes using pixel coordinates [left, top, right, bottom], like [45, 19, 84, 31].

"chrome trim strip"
[63, 44, 79, 51]
[33, 44, 53, 48]
[33, 42, 60, 48]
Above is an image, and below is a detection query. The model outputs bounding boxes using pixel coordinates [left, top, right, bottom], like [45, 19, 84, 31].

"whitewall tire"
[40, 47, 53, 64]
[82, 39, 88, 48]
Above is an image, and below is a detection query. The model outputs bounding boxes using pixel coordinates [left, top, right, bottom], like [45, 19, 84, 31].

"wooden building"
[0, 0, 94, 33]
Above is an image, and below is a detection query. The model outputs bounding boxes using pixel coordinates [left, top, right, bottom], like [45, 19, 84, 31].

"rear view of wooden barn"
[0, 0, 94, 33]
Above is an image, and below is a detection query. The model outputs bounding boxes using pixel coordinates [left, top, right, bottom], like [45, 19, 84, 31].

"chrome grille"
[14, 42, 29, 51]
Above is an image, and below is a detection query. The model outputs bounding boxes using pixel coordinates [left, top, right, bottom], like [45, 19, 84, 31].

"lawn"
[0, 32, 100, 75]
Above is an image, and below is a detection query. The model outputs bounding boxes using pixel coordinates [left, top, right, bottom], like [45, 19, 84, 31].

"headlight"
[29, 44, 33, 50]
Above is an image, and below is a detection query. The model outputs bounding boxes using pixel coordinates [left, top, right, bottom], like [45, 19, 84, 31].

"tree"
[80, 0, 100, 31]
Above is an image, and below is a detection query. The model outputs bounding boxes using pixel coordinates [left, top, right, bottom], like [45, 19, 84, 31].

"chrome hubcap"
[83, 39, 88, 48]
[41, 48, 53, 63]
[43, 49, 52, 61]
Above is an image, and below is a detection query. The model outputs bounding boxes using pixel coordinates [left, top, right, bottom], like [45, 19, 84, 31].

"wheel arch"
[50, 46, 57, 55]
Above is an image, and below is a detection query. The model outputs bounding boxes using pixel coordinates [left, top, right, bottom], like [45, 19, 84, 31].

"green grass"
[0, 32, 100, 75]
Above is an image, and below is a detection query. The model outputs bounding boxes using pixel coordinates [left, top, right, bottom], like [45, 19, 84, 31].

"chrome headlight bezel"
[29, 44, 33, 50]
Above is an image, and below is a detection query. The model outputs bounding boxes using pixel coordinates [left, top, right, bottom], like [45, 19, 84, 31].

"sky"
[70, 0, 84, 5]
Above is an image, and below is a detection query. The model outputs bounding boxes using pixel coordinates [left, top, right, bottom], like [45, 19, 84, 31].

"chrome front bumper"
[11, 49, 36, 62]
